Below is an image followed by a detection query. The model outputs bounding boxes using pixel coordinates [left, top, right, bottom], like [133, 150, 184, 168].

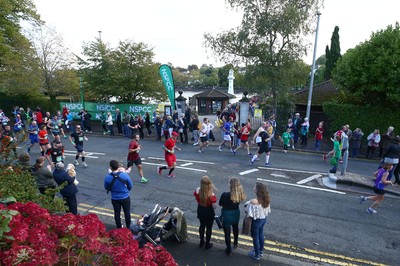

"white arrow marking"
[147, 157, 215, 165]
[297, 174, 322, 185]
[239, 169, 259, 176]
[180, 163, 193, 167]
[271, 173, 286, 178]
[142, 162, 207, 172]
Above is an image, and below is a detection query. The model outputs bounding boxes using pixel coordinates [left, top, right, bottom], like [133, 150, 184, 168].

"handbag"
[241, 214, 252, 235]
[214, 215, 223, 229]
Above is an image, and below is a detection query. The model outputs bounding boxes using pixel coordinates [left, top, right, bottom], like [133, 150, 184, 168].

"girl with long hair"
[219, 177, 246, 256]
[193, 176, 217, 250]
[245, 182, 271, 261]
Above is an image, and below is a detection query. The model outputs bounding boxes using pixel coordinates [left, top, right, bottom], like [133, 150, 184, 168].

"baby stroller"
[130, 204, 168, 246]
[159, 207, 188, 243]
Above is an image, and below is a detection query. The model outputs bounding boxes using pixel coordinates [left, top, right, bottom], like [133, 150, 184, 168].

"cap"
[295, 113, 300, 116]
[172, 131, 179, 137]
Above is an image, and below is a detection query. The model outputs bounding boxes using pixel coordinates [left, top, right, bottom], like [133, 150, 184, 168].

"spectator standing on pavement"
[245, 182, 271, 261]
[300, 117, 309, 146]
[379, 126, 394, 158]
[154, 115, 162, 141]
[292, 113, 302, 147]
[281, 127, 292, 154]
[158, 131, 180, 178]
[178, 114, 188, 144]
[366, 129, 381, 159]
[381, 136, 400, 181]
[122, 110, 130, 137]
[194, 176, 217, 250]
[219, 177, 246, 256]
[127, 134, 148, 183]
[69, 125, 88, 168]
[115, 109, 123, 135]
[53, 162, 78, 214]
[286, 119, 295, 148]
[360, 163, 394, 214]
[137, 114, 145, 139]
[190, 115, 200, 145]
[100, 111, 108, 135]
[315, 121, 324, 151]
[31, 157, 57, 198]
[145, 112, 152, 136]
[104, 160, 133, 228]
[106, 112, 114, 136]
[350, 128, 364, 158]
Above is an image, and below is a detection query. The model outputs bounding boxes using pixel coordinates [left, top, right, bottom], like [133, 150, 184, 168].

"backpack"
[106, 172, 128, 194]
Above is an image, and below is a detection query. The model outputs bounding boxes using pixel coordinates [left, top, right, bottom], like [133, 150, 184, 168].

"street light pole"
[306, 12, 321, 120]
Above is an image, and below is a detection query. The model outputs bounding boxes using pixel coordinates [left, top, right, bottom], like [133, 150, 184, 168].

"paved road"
[27, 134, 400, 265]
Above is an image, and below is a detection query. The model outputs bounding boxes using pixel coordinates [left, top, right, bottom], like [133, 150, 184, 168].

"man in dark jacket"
[53, 162, 78, 214]
[115, 109, 123, 135]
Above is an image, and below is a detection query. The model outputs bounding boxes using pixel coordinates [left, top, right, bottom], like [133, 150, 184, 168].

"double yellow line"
[78, 203, 385, 266]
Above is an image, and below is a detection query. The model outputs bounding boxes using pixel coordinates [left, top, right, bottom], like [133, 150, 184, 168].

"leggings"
[223, 224, 239, 251]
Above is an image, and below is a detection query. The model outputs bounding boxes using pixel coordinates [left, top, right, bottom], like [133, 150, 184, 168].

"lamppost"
[306, 12, 321, 120]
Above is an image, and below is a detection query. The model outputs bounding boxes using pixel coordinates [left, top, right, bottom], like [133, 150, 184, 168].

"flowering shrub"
[0, 202, 178, 265]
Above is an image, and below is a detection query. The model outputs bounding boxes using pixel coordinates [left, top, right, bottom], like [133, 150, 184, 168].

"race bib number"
[56, 156, 63, 162]
[78, 137, 84, 142]
[55, 125, 59, 129]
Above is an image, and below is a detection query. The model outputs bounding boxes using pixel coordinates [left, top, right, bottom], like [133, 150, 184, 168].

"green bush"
[0, 167, 65, 214]
[323, 102, 400, 137]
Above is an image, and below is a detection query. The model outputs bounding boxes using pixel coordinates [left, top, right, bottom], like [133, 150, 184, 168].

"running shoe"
[141, 177, 148, 183]
[359, 196, 367, 204]
[166, 174, 176, 179]
[233, 150, 236, 155]
[73, 160, 79, 166]
[157, 167, 162, 175]
[323, 155, 327, 162]
[248, 250, 260, 261]
[193, 142, 199, 146]
[248, 153, 252, 156]
[82, 162, 88, 168]
[126, 167, 132, 174]
[198, 149, 203, 153]
[218, 146, 222, 152]
[366, 207, 377, 214]
[265, 163, 271, 167]
[249, 159, 254, 166]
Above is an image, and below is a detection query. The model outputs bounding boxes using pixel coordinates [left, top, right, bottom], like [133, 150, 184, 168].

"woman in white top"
[244, 182, 271, 261]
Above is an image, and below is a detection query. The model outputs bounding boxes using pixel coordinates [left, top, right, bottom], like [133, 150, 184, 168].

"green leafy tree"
[333, 22, 400, 107]
[325, 26, 341, 80]
[0, 0, 42, 97]
[204, 0, 323, 113]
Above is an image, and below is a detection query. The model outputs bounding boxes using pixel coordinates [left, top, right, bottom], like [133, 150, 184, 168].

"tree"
[333, 23, 400, 107]
[325, 26, 341, 80]
[204, 0, 323, 113]
[0, 0, 42, 97]
[79, 39, 165, 103]
[28, 25, 79, 105]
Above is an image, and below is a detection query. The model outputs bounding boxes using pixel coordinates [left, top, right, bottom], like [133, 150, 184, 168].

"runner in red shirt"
[233, 121, 252, 155]
[127, 134, 148, 183]
[158, 131, 180, 178]
[38, 125, 51, 156]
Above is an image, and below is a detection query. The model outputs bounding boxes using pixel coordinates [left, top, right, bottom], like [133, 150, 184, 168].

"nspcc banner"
[159, 64, 175, 110]
[60, 102, 157, 121]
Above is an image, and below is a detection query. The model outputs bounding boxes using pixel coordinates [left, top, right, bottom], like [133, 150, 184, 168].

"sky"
[32, 0, 400, 68]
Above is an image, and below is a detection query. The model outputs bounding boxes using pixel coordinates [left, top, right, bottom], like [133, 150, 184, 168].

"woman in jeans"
[219, 177, 246, 256]
[245, 182, 271, 261]
[194, 176, 217, 250]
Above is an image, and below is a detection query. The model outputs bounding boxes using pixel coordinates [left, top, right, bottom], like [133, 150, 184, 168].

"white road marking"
[64, 153, 98, 159]
[258, 167, 325, 175]
[142, 162, 207, 172]
[180, 163, 193, 167]
[271, 173, 286, 178]
[257, 178, 345, 195]
[64, 150, 105, 155]
[147, 157, 215, 165]
[297, 174, 322, 185]
[239, 169, 259, 176]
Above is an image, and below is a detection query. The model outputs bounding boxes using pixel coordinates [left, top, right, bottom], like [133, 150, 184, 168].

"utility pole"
[306, 12, 321, 120]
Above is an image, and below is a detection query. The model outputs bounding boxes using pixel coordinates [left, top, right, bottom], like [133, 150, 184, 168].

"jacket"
[53, 169, 78, 197]
[104, 171, 133, 200]
[32, 166, 57, 188]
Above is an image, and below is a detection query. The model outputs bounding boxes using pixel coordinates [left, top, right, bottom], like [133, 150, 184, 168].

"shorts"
[29, 135, 39, 144]
[223, 135, 231, 141]
[39, 141, 49, 146]
[52, 131, 60, 136]
[240, 139, 248, 144]
[165, 154, 176, 168]
[127, 158, 142, 167]
[75, 144, 84, 153]
[257, 146, 270, 155]
[200, 136, 208, 143]
[373, 186, 385, 195]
